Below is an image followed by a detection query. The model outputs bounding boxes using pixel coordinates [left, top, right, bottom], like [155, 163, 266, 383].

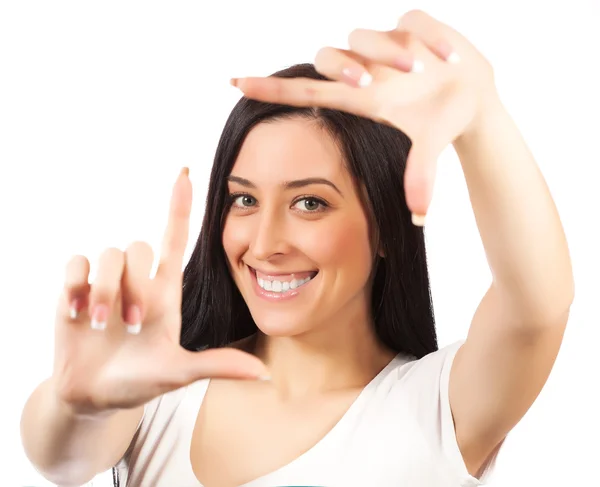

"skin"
[20, 9, 574, 487]
[191, 117, 398, 486]
[223, 118, 395, 396]
[233, 8, 574, 480]
[19, 169, 267, 486]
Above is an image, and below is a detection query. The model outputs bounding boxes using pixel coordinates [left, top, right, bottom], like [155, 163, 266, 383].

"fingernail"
[257, 374, 272, 382]
[69, 299, 79, 320]
[342, 67, 372, 87]
[230, 77, 239, 87]
[181, 167, 189, 177]
[412, 213, 426, 226]
[394, 56, 417, 72]
[434, 40, 460, 64]
[125, 305, 142, 335]
[411, 60, 425, 73]
[446, 51, 461, 64]
[127, 323, 142, 335]
[358, 71, 373, 87]
[91, 304, 108, 331]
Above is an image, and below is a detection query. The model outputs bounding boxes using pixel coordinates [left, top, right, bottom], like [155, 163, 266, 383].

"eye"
[231, 194, 257, 208]
[292, 197, 326, 212]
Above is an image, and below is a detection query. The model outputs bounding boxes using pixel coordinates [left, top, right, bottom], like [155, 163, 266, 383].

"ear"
[377, 246, 385, 258]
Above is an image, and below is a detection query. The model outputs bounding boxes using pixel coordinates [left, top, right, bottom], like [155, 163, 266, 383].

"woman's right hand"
[51, 167, 268, 417]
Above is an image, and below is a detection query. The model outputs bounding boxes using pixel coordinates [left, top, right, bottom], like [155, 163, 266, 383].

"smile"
[248, 266, 318, 301]
[257, 274, 313, 292]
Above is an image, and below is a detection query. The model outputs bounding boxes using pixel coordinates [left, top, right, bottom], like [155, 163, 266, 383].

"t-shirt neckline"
[186, 352, 404, 487]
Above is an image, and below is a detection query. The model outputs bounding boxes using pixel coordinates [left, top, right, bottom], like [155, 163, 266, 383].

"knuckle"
[402, 9, 426, 23]
[314, 47, 343, 78]
[126, 240, 154, 258]
[314, 47, 331, 69]
[272, 79, 286, 104]
[96, 249, 126, 280]
[66, 254, 88, 268]
[100, 246, 125, 263]
[347, 28, 366, 46]
[96, 247, 125, 280]
[64, 255, 90, 287]
[120, 281, 145, 307]
[303, 84, 320, 105]
[90, 284, 119, 305]
[390, 29, 414, 48]
[124, 242, 154, 283]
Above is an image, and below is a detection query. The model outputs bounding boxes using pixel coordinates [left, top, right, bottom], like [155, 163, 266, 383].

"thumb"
[175, 348, 271, 384]
[403, 135, 442, 223]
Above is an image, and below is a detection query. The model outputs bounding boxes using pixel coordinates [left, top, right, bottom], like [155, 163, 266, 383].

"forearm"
[20, 378, 142, 486]
[453, 94, 574, 323]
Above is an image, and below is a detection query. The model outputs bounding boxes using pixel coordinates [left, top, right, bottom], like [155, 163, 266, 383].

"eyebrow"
[226, 175, 343, 196]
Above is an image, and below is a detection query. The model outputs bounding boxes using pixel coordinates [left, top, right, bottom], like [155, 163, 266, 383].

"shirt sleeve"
[399, 340, 504, 486]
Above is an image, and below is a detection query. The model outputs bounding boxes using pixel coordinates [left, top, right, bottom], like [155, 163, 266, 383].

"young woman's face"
[222, 117, 375, 337]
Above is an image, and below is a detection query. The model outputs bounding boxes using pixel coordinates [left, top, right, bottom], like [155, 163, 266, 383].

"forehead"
[230, 117, 349, 185]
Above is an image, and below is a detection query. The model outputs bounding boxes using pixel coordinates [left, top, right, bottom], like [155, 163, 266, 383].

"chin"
[250, 310, 313, 338]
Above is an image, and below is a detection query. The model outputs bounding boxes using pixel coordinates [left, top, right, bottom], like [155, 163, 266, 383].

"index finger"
[231, 76, 371, 118]
[156, 167, 193, 282]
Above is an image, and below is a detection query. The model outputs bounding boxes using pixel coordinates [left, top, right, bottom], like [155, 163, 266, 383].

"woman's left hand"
[231, 9, 500, 223]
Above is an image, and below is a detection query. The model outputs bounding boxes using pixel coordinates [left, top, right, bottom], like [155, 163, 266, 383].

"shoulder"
[380, 340, 464, 389]
[370, 341, 500, 483]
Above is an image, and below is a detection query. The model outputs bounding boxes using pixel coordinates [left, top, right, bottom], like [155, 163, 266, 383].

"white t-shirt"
[114, 341, 501, 486]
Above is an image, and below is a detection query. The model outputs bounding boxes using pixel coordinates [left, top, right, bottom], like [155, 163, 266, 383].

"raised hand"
[230, 10, 500, 223]
[51, 168, 268, 416]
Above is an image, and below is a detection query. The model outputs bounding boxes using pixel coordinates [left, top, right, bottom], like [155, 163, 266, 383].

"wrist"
[47, 377, 116, 422]
[454, 88, 505, 150]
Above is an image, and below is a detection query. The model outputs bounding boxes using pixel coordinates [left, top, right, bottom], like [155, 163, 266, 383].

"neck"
[250, 300, 396, 399]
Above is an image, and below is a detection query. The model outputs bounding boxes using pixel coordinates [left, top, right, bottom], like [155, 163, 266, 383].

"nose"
[250, 208, 291, 262]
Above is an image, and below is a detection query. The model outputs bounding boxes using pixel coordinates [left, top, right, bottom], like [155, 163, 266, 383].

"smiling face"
[222, 117, 376, 338]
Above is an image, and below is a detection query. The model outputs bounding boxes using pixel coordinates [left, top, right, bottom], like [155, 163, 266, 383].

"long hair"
[179, 63, 437, 359]
[112, 62, 438, 487]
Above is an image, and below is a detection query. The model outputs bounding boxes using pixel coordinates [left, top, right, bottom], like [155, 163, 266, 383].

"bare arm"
[450, 93, 574, 475]
[20, 378, 143, 486]
[221, 9, 575, 479]
[19, 168, 267, 485]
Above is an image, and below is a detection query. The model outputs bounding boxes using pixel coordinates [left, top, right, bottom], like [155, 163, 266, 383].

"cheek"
[222, 216, 248, 265]
[302, 216, 373, 277]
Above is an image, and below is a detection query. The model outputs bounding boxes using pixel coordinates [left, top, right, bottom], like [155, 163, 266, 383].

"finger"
[174, 348, 271, 384]
[314, 46, 373, 88]
[403, 134, 443, 224]
[89, 248, 125, 331]
[155, 167, 193, 284]
[397, 10, 461, 64]
[121, 241, 154, 335]
[63, 255, 91, 320]
[231, 75, 374, 119]
[347, 28, 425, 74]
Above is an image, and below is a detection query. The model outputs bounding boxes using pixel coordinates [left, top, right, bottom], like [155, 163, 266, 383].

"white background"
[1, 1, 599, 485]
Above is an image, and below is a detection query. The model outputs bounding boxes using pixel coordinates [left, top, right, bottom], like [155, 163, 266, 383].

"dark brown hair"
[179, 63, 438, 359]
[112, 62, 439, 486]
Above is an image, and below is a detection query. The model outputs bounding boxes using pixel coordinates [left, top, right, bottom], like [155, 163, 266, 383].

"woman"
[20, 10, 573, 487]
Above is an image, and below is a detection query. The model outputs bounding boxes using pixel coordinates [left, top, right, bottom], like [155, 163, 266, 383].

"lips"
[250, 266, 318, 281]
[246, 265, 318, 301]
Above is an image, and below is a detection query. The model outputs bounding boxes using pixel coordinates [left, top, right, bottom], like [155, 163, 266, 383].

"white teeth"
[256, 274, 315, 293]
